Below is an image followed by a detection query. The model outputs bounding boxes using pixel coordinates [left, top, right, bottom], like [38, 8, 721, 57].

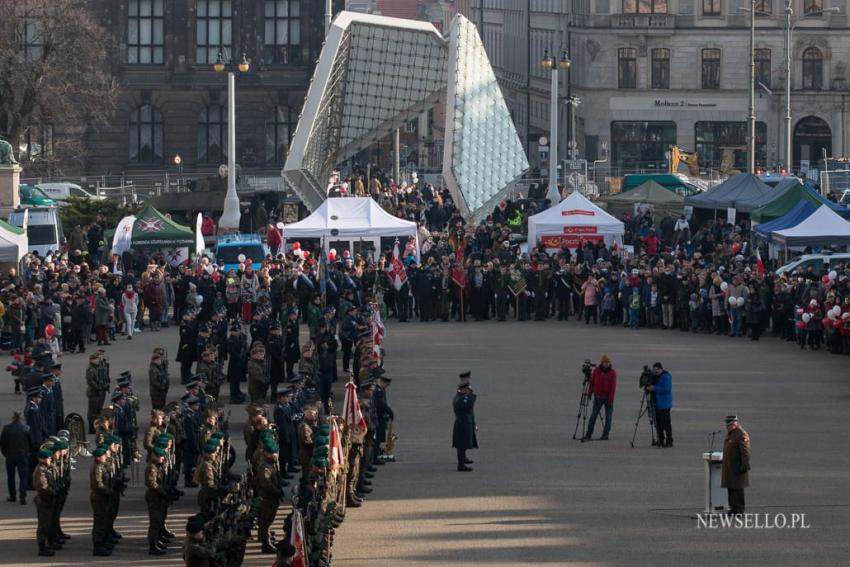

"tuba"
[64, 413, 92, 457]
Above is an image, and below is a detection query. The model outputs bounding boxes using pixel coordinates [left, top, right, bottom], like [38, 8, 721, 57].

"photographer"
[582, 355, 617, 441]
[646, 362, 673, 447]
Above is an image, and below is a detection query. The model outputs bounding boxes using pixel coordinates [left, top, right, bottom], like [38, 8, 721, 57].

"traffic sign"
[568, 159, 586, 170]
[538, 136, 548, 146]
[173, 154, 182, 166]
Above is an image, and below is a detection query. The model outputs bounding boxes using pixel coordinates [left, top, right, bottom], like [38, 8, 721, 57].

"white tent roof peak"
[527, 192, 625, 248]
[283, 198, 418, 239]
[772, 205, 850, 247]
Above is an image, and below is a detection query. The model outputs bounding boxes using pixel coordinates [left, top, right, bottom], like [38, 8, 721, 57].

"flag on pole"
[290, 509, 308, 567]
[756, 248, 765, 277]
[194, 213, 205, 256]
[329, 421, 344, 470]
[111, 215, 136, 255]
[387, 238, 407, 291]
[451, 248, 466, 289]
[342, 380, 368, 431]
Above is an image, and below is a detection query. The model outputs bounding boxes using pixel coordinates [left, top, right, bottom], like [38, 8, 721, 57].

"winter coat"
[122, 291, 138, 315]
[94, 294, 110, 326]
[452, 391, 478, 450]
[144, 282, 165, 317]
[709, 285, 726, 317]
[589, 366, 617, 403]
[653, 371, 673, 410]
[721, 426, 751, 489]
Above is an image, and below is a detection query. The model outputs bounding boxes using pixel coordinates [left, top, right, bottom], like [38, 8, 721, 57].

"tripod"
[629, 390, 657, 448]
[572, 375, 603, 440]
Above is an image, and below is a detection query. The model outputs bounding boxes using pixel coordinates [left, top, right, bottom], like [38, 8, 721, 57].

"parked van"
[7, 207, 65, 258]
[776, 252, 850, 277]
[19, 184, 57, 207]
[36, 182, 104, 202]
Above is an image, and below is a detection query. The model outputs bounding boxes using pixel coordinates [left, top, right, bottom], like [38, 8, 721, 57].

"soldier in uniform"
[146, 410, 166, 454]
[273, 386, 297, 479]
[256, 441, 283, 553]
[49, 363, 65, 432]
[452, 380, 478, 472]
[182, 514, 214, 565]
[297, 406, 318, 479]
[85, 353, 105, 433]
[90, 446, 113, 556]
[370, 372, 394, 465]
[145, 445, 169, 555]
[40, 373, 57, 437]
[267, 320, 285, 400]
[199, 409, 218, 446]
[48, 439, 71, 549]
[226, 321, 247, 404]
[721, 415, 751, 515]
[112, 391, 134, 466]
[25, 387, 46, 476]
[33, 447, 57, 556]
[105, 435, 126, 546]
[195, 348, 221, 400]
[150, 349, 170, 410]
[183, 396, 201, 487]
[195, 443, 219, 514]
[284, 308, 301, 381]
[247, 342, 270, 403]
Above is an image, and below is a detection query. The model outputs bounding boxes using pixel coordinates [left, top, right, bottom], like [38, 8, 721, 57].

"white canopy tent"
[771, 205, 850, 249]
[527, 192, 625, 250]
[283, 198, 419, 260]
[0, 219, 28, 264]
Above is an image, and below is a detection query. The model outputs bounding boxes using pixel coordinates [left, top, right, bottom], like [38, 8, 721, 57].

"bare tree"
[0, 0, 119, 173]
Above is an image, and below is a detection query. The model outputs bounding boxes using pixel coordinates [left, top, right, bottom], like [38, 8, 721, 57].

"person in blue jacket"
[648, 362, 673, 447]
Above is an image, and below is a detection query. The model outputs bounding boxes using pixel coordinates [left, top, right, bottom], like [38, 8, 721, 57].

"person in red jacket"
[582, 354, 617, 441]
[267, 223, 283, 257]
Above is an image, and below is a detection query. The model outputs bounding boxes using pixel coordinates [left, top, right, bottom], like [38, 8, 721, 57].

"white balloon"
[829, 270, 837, 281]
[238, 254, 246, 263]
[736, 297, 746, 307]
[802, 313, 811, 323]
[843, 312, 850, 320]
[720, 282, 728, 291]
[832, 305, 842, 317]
[728, 296, 737, 305]
[828, 310, 836, 320]
[195, 295, 203, 306]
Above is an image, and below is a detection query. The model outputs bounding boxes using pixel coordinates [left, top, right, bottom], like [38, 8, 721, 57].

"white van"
[36, 182, 103, 202]
[776, 252, 850, 277]
[7, 207, 65, 258]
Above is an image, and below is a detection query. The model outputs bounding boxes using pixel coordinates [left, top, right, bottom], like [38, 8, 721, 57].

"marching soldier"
[86, 353, 106, 433]
[247, 342, 270, 404]
[90, 445, 113, 556]
[150, 349, 170, 410]
[721, 415, 751, 515]
[182, 514, 215, 565]
[145, 445, 169, 555]
[33, 447, 57, 556]
[256, 440, 283, 553]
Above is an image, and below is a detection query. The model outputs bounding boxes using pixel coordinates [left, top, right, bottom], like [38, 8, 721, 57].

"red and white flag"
[756, 248, 765, 277]
[387, 239, 407, 291]
[329, 421, 344, 470]
[290, 509, 308, 567]
[342, 380, 368, 431]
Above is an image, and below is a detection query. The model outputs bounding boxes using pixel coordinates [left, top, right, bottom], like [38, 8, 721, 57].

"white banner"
[726, 207, 737, 225]
[163, 247, 189, 267]
[111, 215, 136, 255]
[194, 213, 205, 256]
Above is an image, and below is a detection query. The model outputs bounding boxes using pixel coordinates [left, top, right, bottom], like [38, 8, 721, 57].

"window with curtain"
[701, 48, 721, 89]
[196, 0, 232, 64]
[755, 48, 771, 88]
[129, 105, 164, 163]
[128, 0, 164, 64]
[702, 0, 721, 16]
[618, 48, 637, 89]
[265, 106, 295, 163]
[623, 0, 668, 13]
[804, 0, 823, 15]
[651, 48, 670, 89]
[802, 47, 823, 89]
[264, 0, 302, 64]
[197, 105, 227, 163]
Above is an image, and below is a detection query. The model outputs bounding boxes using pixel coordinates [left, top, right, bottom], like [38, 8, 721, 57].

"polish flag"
[756, 248, 765, 277]
[290, 509, 308, 567]
[387, 239, 407, 291]
[342, 380, 367, 431]
[329, 421, 344, 470]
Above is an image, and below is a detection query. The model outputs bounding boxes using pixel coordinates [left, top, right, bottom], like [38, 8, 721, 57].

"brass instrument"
[64, 413, 92, 457]
[381, 419, 397, 462]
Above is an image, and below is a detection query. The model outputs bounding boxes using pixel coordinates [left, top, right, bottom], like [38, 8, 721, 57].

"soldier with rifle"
[154, 434, 180, 540]
[150, 348, 170, 410]
[195, 347, 222, 400]
[146, 409, 166, 454]
[85, 353, 106, 433]
[247, 341, 270, 403]
[195, 442, 219, 514]
[48, 438, 72, 550]
[105, 435, 127, 548]
[146, 445, 169, 555]
[33, 447, 57, 556]
[183, 395, 202, 487]
[182, 513, 215, 566]
[256, 439, 283, 553]
[90, 445, 114, 556]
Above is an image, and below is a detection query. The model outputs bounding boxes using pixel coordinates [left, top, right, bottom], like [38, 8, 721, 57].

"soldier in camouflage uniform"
[149, 348, 170, 410]
[195, 443, 219, 514]
[182, 514, 215, 565]
[145, 446, 168, 555]
[195, 348, 222, 400]
[256, 441, 283, 553]
[85, 354, 106, 433]
[33, 448, 57, 556]
[145, 409, 166, 455]
[90, 446, 113, 556]
[247, 342, 270, 403]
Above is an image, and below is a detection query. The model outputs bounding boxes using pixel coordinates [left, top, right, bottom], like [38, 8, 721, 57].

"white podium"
[702, 451, 727, 513]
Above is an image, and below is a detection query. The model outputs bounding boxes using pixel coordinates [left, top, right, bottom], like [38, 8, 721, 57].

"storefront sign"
[561, 209, 595, 216]
[563, 226, 598, 234]
[610, 97, 767, 112]
[541, 234, 603, 249]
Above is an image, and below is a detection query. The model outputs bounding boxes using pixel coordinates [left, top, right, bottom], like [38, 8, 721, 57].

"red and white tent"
[527, 191, 625, 250]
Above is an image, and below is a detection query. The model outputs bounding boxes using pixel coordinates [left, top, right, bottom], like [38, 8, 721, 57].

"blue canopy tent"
[753, 201, 817, 243]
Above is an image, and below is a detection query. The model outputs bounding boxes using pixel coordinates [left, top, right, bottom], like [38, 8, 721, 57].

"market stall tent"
[600, 180, 685, 218]
[283, 197, 419, 260]
[750, 180, 850, 222]
[527, 191, 625, 250]
[127, 206, 195, 248]
[684, 173, 772, 213]
[753, 201, 817, 242]
[0, 218, 28, 264]
[772, 205, 850, 248]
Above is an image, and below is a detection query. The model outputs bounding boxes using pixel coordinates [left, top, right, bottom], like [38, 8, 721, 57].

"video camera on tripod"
[630, 365, 658, 448]
[581, 360, 596, 381]
[572, 360, 599, 440]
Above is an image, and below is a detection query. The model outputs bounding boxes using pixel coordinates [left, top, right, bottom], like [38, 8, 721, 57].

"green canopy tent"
[111, 205, 195, 251]
[599, 180, 685, 219]
[622, 174, 699, 197]
[749, 180, 850, 223]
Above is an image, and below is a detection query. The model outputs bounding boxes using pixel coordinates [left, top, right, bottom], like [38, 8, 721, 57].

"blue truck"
[214, 234, 269, 273]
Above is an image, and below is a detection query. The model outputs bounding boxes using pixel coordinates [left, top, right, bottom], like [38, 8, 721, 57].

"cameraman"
[646, 362, 673, 447]
[582, 355, 617, 441]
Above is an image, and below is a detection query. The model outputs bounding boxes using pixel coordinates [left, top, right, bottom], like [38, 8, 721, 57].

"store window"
[701, 48, 721, 89]
[651, 48, 670, 89]
[618, 48, 637, 89]
[755, 48, 771, 88]
[695, 121, 766, 171]
[611, 121, 676, 169]
[802, 47, 823, 90]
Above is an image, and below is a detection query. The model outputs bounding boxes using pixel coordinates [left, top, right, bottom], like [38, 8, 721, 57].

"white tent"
[527, 191, 625, 250]
[283, 197, 419, 260]
[772, 205, 850, 248]
[0, 219, 28, 264]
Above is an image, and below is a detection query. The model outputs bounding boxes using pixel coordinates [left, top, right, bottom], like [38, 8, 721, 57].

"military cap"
[108, 435, 122, 444]
[186, 514, 206, 534]
[154, 438, 170, 448]
[162, 432, 175, 440]
[53, 440, 69, 450]
[41, 372, 55, 381]
[152, 446, 167, 457]
[185, 379, 200, 389]
[89, 353, 99, 361]
[92, 447, 107, 458]
[245, 404, 265, 416]
[317, 423, 331, 435]
[120, 370, 132, 378]
[459, 371, 471, 379]
[110, 391, 124, 401]
[725, 415, 738, 425]
[269, 319, 282, 330]
[185, 395, 200, 405]
[288, 374, 305, 384]
[37, 449, 52, 459]
[263, 443, 279, 454]
[370, 367, 387, 377]
[50, 362, 62, 369]
[26, 386, 42, 397]
[116, 376, 131, 387]
[210, 432, 224, 441]
[202, 443, 217, 454]
[276, 385, 294, 396]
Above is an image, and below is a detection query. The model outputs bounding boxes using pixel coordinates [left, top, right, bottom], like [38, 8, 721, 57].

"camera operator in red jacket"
[582, 355, 617, 442]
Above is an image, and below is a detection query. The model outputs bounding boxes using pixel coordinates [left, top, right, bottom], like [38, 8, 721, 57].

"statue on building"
[0, 137, 19, 165]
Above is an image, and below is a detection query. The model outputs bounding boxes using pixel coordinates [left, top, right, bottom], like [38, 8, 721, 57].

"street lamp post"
[541, 49, 571, 203]
[747, 0, 756, 174]
[214, 52, 250, 232]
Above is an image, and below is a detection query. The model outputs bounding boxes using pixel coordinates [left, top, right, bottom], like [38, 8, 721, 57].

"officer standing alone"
[721, 415, 751, 515]
[452, 374, 477, 472]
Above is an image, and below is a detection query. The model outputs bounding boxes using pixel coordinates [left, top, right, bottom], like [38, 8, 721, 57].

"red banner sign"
[540, 234, 603, 249]
[563, 226, 598, 235]
[561, 209, 595, 216]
